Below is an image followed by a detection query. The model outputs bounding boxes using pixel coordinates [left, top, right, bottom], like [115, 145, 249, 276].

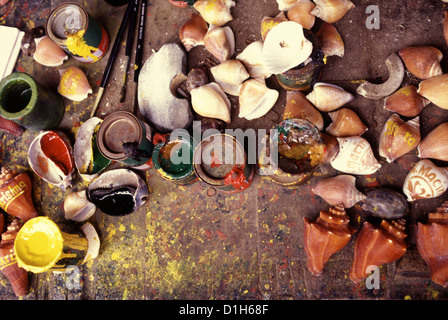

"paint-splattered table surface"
[1, 0, 448, 301]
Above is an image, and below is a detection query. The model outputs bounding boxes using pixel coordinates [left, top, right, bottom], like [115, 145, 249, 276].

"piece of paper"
[0, 25, 24, 80]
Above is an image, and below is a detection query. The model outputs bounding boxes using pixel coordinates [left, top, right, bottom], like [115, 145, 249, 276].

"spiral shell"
[179, 13, 208, 52]
[311, 0, 355, 24]
[306, 83, 354, 112]
[398, 46, 443, 80]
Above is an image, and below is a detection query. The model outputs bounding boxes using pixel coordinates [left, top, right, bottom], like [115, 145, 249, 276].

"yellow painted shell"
[193, 0, 235, 26]
[33, 36, 68, 67]
[210, 59, 250, 96]
[204, 25, 235, 62]
[384, 85, 429, 117]
[238, 79, 279, 120]
[57, 66, 92, 101]
[316, 22, 344, 57]
[398, 46, 443, 79]
[287, 0, 316, 30]
[306, 82, 354, 112]
[284, 90, 324, 131]
[179, 13, 208, 52]
[326, 108, 367, 137]
[418, 122, 448, 162]
[417, 74, 448, 110]
[191, 82, 231, 123]
[311, 0, 355, 24]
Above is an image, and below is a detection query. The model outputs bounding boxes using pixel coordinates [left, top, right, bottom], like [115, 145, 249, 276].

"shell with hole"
[191, 82, 231, 123]
[204, 25, 235, 62]
[238, 79, 279, 121]
[210, 59, 250, 96]
[326, 108, 367, 137]
[306, 82, 354, 112]
[398, 46, 443, 80]
[193, 0, 235, 26]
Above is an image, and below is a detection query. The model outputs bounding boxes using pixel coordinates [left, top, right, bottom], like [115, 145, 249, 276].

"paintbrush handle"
[134, 0, 147, 83]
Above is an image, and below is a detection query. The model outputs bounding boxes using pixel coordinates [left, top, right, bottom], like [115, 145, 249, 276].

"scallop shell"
[311, 174, 366, 208]
[379, 114, 421, 163]
[384, 85, 429, 117]
[238, 79, 279, 121]
[191, 82, 231, 123]
[260, 11, 288, 41]
[204, 25, 235, 62]
[418, 122, 448, 162]
[210, 59, 250, 96]
[193, 0, 235, 26]
[359, 188, 409, 220]
[64, 189, 96, 222]
[283, 90, 324, 130]
[179, 13, 208, 52]
[57, 66, 92, 102]
[287, 0, 316, 30]
[311, 0, 355, 24]
[33, 36, 68, 67]
[417, 74, 448, 110]
[306, 82, 354, 112]
[398, 46, 443, 80]
[236, 40, 272, 79]
[326, 108, 368, 137]
[316, 21, 344, 57]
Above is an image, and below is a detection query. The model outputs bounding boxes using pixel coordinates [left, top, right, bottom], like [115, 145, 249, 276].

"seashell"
[444, 11, 448, 49]
[398, 46, 443, 80]
[64, 189, 96, 222]
[262, 21, 313, 75]
[179, 13, 208, 52]
[260, 11, 288, 41]
[21, 27, 45, 57]
[287, 0, 316, 30]
[193, 0, 235, 27]
[186, 65, 209, 92]
[284, 90, 324, 130]
[403, 159, 448, 202]
[315, 21, 344, 58]
[87, 168, 149, 216]
[311, 0, 355, 24]
[378, 114, 421, 163]
[0, 167, 38, 221]
[331, 136, 382, 175]
[349, 219, 407, 283]
[384, 85, 430, 117]
[191, 82, 231, 123]
[306, 82, 354, 112]
[416, 201, 448, 287]
[303, 204, 355, 276]
[236, 41, 272, 79]
[57, 66, 92, 102]
[210, 59, 250, 96]
[28, 130, 75, 190]
[311, 174, 366, 208]
[359, 188, 409, 220]
[326, 108, 368, 137]
[238, 79, 279, 121]
[417, 74, 448, 110]
[33, 36, 68, 67]
[276, 0, 299, 11]
[418, 122, 448, 162]
[204, 25, 235, 62]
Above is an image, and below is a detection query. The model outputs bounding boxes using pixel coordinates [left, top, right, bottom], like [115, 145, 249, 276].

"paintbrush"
[132, 0, 148, 114]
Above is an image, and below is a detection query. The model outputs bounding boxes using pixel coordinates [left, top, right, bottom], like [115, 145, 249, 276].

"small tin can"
[46, 2, 110, 63]
[97, 111, 154, 170]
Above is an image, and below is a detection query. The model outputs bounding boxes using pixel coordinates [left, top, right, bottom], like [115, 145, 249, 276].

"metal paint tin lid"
[46, 2, 88, 45]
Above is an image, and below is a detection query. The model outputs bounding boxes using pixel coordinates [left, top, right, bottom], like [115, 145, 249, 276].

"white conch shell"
[306, 82, 354, 112]
[311, 0, 355, 23]
[204, 25, 235, 62]
[331, 136, 382, 175]
[64, 189, 96, 222]
[236, 41, 272, 79]
[33, 36, 68, 67]
[191, 82, 231, 122]
[238, 79, 279, 120]
[57, 66, 92, 101]
[193, 0, 235, 27]
[210, 59, 250, 96]
[262, 21, 313, 74]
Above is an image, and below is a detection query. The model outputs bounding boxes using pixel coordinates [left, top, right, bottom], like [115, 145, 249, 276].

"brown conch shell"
[204, 25, 235, 62]
[260, 11, 288, 41]
[306, 82, 355, 112]
[326, 108, 368, 137]
[311, 174, 366, 208]
[349, 219, 407, 283]
[315, 21, 344, 58]
[311, 0, 355, 24]
[398, 46, 443, 80]
[179, 13, 208, 52]
[57, 66, 92, 102]
[283, 90, 324, 131]
[417, 74, 448, 110]
[384, 85, 429, 117]
[33, 36, 68, 67]
[417, 201, 448, 287]
[418, 122, 448, 162]
[193, 0, 235, 27]
[378, 114, 420, 163]
[0, 167, 38, 221]
[287, 0, 316, 30]
[303, 204, 355, 276]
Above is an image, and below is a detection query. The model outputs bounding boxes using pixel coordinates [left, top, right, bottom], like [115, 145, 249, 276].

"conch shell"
[349, 219, 407, 283]
[260, 12, 288, 41]
[303, 204, 355, 276]
[311, 0, 355, 24]
[57, 66, 92, 101]
[417, 74, 448, 110]
[193, 0, 235, 27]
[64, 189, 96, 222]
[238, 79, 279, 121]
[204, 25, 235, 62]
[416, 201, 448, 287]
[179, 13, 208, 52]
[418, 122, 448, 162]
[398, 46, 443, 80]
[191, 82, 231, 123]
[311, 174, 366, 208]
[326, 108, 368, 137]
[306, 82, 354, 112]
[210, 59, 250, 96]
[287, 0, 316, 30]
[236, 41, 272, 79]
[403, 159, 448, 202]
[384, 85, 429, 117]
[276, 0, 299, 11]
[330, 136, 382, 175]
[33, 36, 68, 67]
[283, 90, 324, 131]
[315, 21, 344, 57]
[378, 114, 420, 163]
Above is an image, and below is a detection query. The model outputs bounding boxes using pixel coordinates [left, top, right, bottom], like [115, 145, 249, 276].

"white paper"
[0, 25, 24, 80]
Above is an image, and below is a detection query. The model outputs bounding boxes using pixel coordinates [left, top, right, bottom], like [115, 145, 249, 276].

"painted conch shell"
[418, 122, 448, 162]
[238, 79, 279, 120]
[311, 174, 366, 208]
[57, 66, 92, 102]
[276, 0, 299, 11]
[349, 219, 407, 283]
[384, 85, 429, 117]
[204, 25, 235, 62]
[236, 41, 272, 79]
[417, 74, 448, 110]
[284, 90, 324, 131]
[331, 136, 381, 175]
[33, 36, 68, 67]
[398, 46, 443, 80]
[260, 12, 288, 41]
[326, 108, 367, 137]
[262, 21, 313, 74]
[403, 159, 448, 202]
[311, 0, 355, 24]
[287, 0, 316, 30]
[378, 114, 420, 163]
[0, 167, 38, 221]
[191, 82, 231, 122]
[316, 22, 344, 57]
[210, 59, 249, 96]
[179, 13, 208, 52]
[193, 0, 235, 26]
[64, 189, 96, 222]
[306, 83, 354, 112]
[304, 204, 355, 276]
[416, 201, 448, 287]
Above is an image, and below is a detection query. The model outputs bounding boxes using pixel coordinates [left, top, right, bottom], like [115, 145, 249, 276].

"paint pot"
[97, 111, 154, 170]
[14, 217, 100, 273]
[168, 0, 197, 8]
[0, 73, 64, 130]
[152, 133, 198, 185]
[46, 2, 110, 63]
[193, 134, 255, 193]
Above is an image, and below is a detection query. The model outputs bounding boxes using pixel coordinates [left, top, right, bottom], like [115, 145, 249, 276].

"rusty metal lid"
[46, 2, 88, 45]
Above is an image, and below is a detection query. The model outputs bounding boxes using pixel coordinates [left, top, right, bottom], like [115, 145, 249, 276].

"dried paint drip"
[88, 186, 137, 216]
